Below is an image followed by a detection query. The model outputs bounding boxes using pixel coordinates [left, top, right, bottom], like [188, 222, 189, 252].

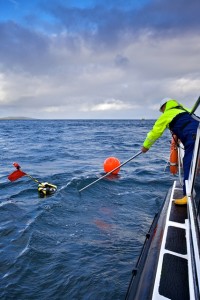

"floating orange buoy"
[170, 135, 178, 175]
[103, 157, 121, 174]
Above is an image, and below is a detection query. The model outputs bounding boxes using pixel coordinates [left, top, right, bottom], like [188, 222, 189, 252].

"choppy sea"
[0, 119, 174, 300]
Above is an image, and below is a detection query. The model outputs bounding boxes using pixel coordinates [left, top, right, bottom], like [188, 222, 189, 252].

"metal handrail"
[178, 143, 184, 187]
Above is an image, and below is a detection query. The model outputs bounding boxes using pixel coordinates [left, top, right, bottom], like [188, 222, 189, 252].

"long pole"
[79, 151, 143, 193]
[190, 96, 200, 115]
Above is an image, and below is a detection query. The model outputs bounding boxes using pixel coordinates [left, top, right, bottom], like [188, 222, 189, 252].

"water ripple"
[0, 120, 172, 299]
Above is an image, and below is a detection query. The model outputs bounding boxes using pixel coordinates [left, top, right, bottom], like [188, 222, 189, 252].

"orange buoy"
[103, 157, 121, 174]
[170, 135, 178, 175]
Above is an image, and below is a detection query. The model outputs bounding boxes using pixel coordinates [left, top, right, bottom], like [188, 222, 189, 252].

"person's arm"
[142, 114, 168, 151]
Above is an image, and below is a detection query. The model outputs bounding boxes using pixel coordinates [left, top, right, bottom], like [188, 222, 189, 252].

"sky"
[0, 0, 200, 119]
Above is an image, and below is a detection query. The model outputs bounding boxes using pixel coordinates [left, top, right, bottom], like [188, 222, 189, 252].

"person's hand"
[141, 146, 149, 153]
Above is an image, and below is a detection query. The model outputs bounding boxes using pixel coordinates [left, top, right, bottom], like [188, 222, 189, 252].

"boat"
[125, 125, 200, 299]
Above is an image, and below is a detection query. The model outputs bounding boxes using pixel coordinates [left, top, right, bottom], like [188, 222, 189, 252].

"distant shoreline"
[0, 117, 156, 121]
[0, 117, 36, 120]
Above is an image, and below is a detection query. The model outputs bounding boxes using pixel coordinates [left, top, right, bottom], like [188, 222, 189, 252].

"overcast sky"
[0, 0, 200, 119]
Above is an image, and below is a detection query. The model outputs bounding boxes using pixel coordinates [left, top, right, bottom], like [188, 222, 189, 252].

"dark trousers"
[170, 113, 199, 195]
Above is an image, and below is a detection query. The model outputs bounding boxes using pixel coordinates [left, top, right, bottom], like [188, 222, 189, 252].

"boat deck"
[126, 125, 200, 300]
[152, 180, 189, 300]
[125, 180, 190, 300]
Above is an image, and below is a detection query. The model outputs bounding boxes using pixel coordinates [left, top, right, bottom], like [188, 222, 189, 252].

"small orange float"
[170, 135, 178, 175]
[103, 157, 121, 174]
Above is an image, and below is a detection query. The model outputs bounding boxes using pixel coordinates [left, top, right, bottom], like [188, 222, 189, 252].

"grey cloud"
[0, 21, 51, 73]
[42, 0, 200, 47]
[0, 0, 200, 119]
[114, 54, 130, 68]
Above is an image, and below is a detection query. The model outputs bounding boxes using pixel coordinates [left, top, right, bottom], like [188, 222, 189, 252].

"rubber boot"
[174, 196, 187, 205]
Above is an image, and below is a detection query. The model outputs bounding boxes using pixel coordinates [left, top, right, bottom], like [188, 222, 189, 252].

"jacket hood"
[165, 100, 179, 111]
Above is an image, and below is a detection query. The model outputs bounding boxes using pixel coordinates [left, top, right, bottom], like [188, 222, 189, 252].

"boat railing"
[185, 124, 200, 299]
[187, 124, 200, 220]
[177, 140, 184, 186]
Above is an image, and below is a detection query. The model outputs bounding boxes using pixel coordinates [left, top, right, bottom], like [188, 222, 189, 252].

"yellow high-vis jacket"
[143, 100, 189, 149]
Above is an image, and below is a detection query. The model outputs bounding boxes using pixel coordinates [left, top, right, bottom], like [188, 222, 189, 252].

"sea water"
[0, 120, 174, 299]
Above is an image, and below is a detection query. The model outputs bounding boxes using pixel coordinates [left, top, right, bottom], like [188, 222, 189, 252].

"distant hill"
[0, 116, 36, 120]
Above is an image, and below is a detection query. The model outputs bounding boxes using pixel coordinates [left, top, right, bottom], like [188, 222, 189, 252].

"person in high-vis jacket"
[141, 98, 199, 205]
